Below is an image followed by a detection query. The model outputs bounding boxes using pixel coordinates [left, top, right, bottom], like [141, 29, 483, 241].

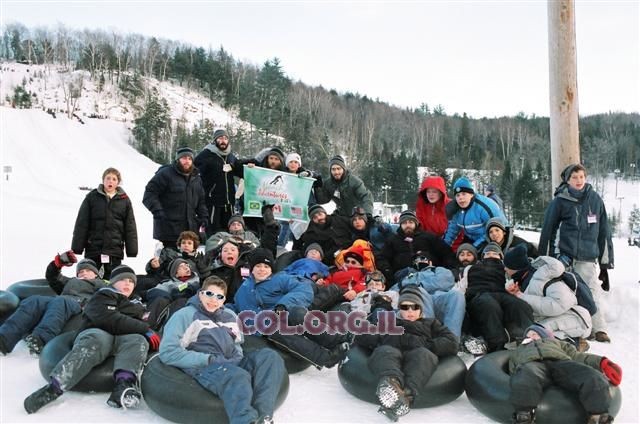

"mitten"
[54, 250, 77, 268]
[600, 357, 622, 386]
[298, 170, 311, 178]
[145, 330, 161, 351]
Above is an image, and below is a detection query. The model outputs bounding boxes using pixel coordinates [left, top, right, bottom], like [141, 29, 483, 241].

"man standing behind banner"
[195, 129, 249, 236]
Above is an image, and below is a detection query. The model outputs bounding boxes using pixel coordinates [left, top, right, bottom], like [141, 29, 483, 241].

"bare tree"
[60, 71, 84, 118]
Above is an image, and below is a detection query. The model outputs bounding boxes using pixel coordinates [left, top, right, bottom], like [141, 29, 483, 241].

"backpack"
[543, 271, 597, 315]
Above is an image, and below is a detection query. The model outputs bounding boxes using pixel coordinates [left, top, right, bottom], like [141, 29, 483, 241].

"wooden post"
[547, 0, 581, 194]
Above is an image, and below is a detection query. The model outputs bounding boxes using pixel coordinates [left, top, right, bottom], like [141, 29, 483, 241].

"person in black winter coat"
[355, 287, 458, 421]
[377, 211, 457, 285]
[464, 243, 534, 352]
[24, 265, 160, 414]
[143, 147, 208, 248]
[71, 168, 138, 279]
[194, 129, 249, 236]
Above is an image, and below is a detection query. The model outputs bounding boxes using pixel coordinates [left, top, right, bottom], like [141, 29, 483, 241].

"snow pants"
[0, 295, 81, 351]
[368, 345, 439, 396]
[573, 260, 607, 333]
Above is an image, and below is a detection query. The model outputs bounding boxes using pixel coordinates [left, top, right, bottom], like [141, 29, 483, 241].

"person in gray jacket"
[315, 155, 374, 217]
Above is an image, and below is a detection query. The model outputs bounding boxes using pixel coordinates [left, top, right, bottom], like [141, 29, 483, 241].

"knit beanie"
[304, 243, 324, 259]
[329, 155, 347, 171]
[286, 153, 302, 167]
[228, 214, 246, 230]
[213, 129, 228, 143]
[308, 204, 326, 219]
[524, 323, 554, 340]
[248, 248, 275, 272]
[266, 147, 285, 164]
[169, 258, 191, 278]
[109, 264, 137, 286]
[503, 244, 530, 271]
[398, 210, 419, 226]
[398, 286, 425, 311]
[486, 217, 507, 234]
[453, 177, 475, 195]
[175, 147, 194, 161]
[560, 163, 585, 183]
[482, 242, 504, 259]
[344, 251, 364, 265]
[76, 259, 100, 278]
[456, 243, 478, 260]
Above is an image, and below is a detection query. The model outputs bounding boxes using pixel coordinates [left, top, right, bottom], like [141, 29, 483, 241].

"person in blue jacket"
[538, 163, 614, 343]
[228, 248, 350, 369]
[160, 276, 285, 424]
[444, 177, 505, 249]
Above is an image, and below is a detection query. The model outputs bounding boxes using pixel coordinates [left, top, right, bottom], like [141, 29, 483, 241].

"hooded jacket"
[484, 217, 538, 259]
[444, 194, 505, 248]
[509, 337, 602, 373]
[416, 176, 451, 237]
[159, 295, 243, 370]
[72, 185, 138, 259]
[228, 272, 314, 314]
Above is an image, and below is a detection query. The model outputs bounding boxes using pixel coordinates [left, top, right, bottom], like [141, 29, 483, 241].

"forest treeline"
[2, 22, 639, 228]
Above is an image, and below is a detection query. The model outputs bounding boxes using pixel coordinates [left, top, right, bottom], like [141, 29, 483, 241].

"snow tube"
[141, 354, 290, 424]
[0, 290, 20, 324]
[7, 279, 56, 300]
[39, 331, 115, 392]
[465, 350, 622, 424]
[243, 335, 311, 374]
[338, 345, 467, 407]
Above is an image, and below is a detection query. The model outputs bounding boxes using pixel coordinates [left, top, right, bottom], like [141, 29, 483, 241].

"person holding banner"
[316, 155, 374, 218]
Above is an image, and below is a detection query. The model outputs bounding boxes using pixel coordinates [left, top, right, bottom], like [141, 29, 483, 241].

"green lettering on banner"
[243, 166, 315, 222]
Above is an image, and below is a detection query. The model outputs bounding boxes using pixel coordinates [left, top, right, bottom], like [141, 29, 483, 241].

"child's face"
[252, 263, 272, 282]
[77, 269, 98, 280]
[180, 239, 195, 253]
[287, 160, 300, 172]
[351, 216, 367, 231]
[228, 221, 244, 233]
[568, 170, 586, 191]
[488, 227, 505, 244]
[112, 278, 135, 297]
[221, 243, 239, 266]
[367, 280, 385, 291]
[399, 303, 421, 321]
[455, 192, 473, 208]
[103, 173, 120, 194]
[306, 249, 322, 261]
[526, 330, 541, 341]
[175, 262, 192, 278]
[199, 285, 225, 313]
[425, 188, 442, 204]
[483, 251, 502, 261]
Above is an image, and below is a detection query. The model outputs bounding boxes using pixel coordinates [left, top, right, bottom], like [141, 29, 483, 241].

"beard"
[179, 162, 193, 174]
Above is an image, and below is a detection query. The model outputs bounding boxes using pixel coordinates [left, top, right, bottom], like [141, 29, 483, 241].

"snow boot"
[107, 379, 141, 409]
[376, 376, 410, 412]
[463, 336, 487, 356]
[324, 342, 350, 368]
[378, 406, 399, 422]
[25, 334, 44, 356]
[512, 409, 535, 424]
[587, 414, 614, 424]
[24, 383, 62, 414]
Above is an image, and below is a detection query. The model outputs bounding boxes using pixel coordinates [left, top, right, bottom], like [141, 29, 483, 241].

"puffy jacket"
[416, 176, 451, 237]
[146, 272, 201, 303]
[159, 295, 243, 370]
[465, 258, 506, 300]
[538, 183, 613, 266]
[143, 162, 208, 242]
[45, 261, 108, 304]
[282, 258, 330, 281]
[316, 170, 374, 217]
[444, 194, 505, 248]
[80, 287, 148, 335]
[228, 272, 314, 314]
[393, 266, 455, 295]
[194, 144, 243, 208]
[324, 267, 367, 293]
[71, 185, 138, 259]
[509, 338, 602, 373]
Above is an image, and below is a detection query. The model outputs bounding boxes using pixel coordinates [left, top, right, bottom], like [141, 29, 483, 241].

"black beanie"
[266, 147, 285, 165]
[504, 244, 530, 271]
[249, 248, 275, 272]
[176, 147, 194, 161]
[76, 259, 100, 278]
[482, 242, 504, 259]
[398, 210, 419, 226]
[329, 155, 347, 170]
[109, 264, 137, 286]
[308, 204, 326, 219]
[398, 286, 425, 314]
[213, 129, 228, 143]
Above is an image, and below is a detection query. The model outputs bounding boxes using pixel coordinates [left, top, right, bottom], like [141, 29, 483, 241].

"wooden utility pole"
[548, 0, 581, 193]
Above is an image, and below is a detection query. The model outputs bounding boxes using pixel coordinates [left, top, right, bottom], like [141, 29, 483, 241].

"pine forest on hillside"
[2, 22, 639, 229]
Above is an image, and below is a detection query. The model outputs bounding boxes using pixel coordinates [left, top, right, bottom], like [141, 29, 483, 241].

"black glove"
[262, 203, 277, 227]
[599, 265, 610, 291]
[370, 294, 393, 312]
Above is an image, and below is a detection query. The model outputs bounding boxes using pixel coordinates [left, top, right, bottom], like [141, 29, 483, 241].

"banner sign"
[243, 166, 314, 222]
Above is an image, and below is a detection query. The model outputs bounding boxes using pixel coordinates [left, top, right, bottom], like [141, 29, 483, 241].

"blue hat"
[453, 177, 475, 195]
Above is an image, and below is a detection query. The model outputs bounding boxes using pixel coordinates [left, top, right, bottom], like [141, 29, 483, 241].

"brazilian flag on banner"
[243, 166, 315, 222]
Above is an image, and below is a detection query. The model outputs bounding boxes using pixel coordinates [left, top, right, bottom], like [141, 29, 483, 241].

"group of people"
[0, 129, 622, 424]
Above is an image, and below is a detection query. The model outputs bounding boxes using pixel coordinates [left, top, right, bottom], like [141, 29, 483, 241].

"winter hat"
[329, 155, 347, 170]
[213, 129, 228, 143]
[482, 242, 504, 259]
[453, 177, 475, 195]
[76, 259, 100, 277]
[286, 153, 302, 167]
[109, 264, 137, 286]
[344, 250, 364, 265]
[398, 286, 425, 311]
[524, 323, 554, 340]
[365, 270, 386, 286]
[248, 248, 275, 272]
[398, 210, 419, 226]
[266, 147, 285, 164]
[486, 217, 508, 234]
[503, 244, 531, 271]
[176, 147, 194, 161]
[485, 184, 496, 194]
[305, 242, 324, 259]
[308, 204, 326, 219]
[560, 163, 586, 183]
[350, 206, 367, 218]
[456, 243, 478, 260]
[228, 214, 246, 230]
[169, 258, 192, 278]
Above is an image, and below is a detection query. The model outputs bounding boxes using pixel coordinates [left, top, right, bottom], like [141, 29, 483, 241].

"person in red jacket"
[416, 175, 462, 252]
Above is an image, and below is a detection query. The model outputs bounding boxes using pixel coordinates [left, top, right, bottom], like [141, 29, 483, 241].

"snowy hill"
[0, 106, 639, 423]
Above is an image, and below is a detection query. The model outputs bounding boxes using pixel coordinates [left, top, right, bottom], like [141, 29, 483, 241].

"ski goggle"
[200, 291, 225, 300]
[399, 303, 421, 311]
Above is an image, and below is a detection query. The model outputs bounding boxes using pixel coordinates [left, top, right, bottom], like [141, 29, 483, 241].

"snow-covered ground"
[1, 106, 639, 423]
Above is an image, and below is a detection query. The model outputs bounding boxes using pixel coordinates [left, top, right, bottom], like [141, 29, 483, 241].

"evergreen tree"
[512, 161, 537, 227]
[132, 93, 171, 162]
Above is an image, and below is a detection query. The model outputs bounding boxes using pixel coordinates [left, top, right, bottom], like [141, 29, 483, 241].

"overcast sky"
[2, 0, 638, 118]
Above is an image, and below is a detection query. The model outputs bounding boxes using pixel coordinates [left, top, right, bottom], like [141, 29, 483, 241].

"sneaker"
[512, 409, 535, 424]
[324, 342, 350, 368]
[463, 336, 488, 356]
[24, 334, 45, 356]
[595, 332, 611, 343]
[24, 384, 62, 414]
[107, 379, 141, 409]
[256, 415, 274, 424]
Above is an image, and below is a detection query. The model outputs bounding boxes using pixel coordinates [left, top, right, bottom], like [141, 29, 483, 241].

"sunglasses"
[399, 304, 421, 311]
[201, 290, 225, 300]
